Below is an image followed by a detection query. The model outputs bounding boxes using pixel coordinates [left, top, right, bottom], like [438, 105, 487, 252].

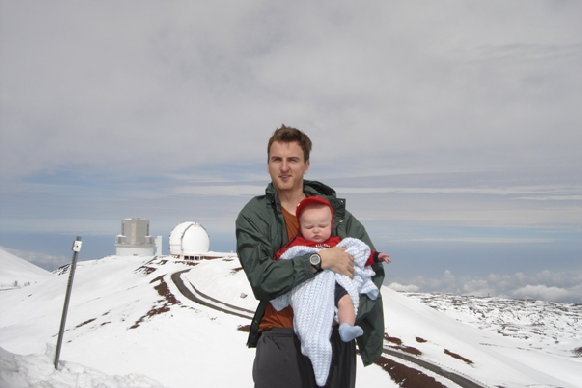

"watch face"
[310, 254, 321, 266]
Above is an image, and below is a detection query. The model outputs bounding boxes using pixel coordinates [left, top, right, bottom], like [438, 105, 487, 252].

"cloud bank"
[389, 268, 582, 303]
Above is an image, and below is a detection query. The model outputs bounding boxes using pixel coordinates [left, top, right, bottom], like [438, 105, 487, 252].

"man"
[236, 125, 385, 388]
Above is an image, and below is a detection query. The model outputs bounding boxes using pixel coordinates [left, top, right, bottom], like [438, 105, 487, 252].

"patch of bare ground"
[385, 334, 402, 344]
[385, 333, 422, 356]
[135, 265, 157, 276]
[573, 346, 582, 357]
[444, 349, 473, 365]
[172, 259, 198, 267]
[130, 276, 178, 329]
[374, 355, 447, 388]
[237, 324, 251, 332]
[55, 264, 70, 276]
[75, 318, 97, 328]
[416, 337, 427, 343]
[152, 275, 178, 304]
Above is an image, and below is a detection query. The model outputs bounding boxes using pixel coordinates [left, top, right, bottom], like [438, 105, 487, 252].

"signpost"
[54, 236, 82, 369]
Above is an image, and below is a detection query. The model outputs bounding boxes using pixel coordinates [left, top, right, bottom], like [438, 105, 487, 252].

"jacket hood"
[265, 179, 337, 198]
[303, 180, 336, 197]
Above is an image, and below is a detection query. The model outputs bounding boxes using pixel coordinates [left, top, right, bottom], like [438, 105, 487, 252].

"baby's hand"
[377, 252, 391, 264]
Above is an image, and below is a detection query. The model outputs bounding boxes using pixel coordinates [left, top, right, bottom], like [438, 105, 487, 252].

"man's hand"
[319, 247, 355, 278]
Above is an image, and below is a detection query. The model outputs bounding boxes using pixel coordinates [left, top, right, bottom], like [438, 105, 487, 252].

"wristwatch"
[309, 253, 323, 272]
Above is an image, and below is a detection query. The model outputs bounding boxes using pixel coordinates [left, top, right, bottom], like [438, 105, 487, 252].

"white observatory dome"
[169, 221, 210, 257]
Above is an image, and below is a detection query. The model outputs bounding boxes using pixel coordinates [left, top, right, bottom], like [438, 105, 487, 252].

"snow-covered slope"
[0, 247, 51, 289]
[0, 253, 580, 387]
[403, 292, 582, 360]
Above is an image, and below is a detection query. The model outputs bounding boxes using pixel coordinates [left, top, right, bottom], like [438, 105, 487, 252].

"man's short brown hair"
[268, 124, 313, 161]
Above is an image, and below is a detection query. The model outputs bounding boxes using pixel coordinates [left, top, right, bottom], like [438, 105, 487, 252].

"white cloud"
[173, 185, 266, 197]
[336, 185, 582, 197]
[394, 269, 582, 303]
[390, 237, 555, 244]
[2, 1, 581, 178]
[5, 248, 69, 272]
[511, 284, 572, 303]
[387, 282, 419, 293]
[1, 1, 581, 286]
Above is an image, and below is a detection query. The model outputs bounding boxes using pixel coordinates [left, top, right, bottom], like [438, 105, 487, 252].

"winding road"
[168, 269, 487, 388]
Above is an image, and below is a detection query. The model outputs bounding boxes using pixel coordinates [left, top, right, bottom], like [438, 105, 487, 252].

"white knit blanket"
[270, 237, 379, 386]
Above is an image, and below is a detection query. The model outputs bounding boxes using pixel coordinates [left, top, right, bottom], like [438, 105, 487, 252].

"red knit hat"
[296, 196, 333, 224]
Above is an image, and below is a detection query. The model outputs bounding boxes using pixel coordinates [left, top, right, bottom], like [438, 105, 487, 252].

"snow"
[0, 248, 580, 387]
[0, 345, 164, 388]
[0, 247, 50, 289]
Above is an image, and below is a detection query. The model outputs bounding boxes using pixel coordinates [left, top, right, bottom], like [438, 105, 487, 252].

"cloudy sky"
[1, 1, 581, 302]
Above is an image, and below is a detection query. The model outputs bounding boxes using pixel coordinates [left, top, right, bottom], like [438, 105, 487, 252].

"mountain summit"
[0, 252, 580, 387]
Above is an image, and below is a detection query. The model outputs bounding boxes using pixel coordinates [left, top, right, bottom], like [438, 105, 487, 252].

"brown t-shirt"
[258, 205, 300, 331]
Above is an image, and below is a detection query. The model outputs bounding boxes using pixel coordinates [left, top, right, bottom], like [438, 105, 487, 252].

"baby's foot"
[339, 323, 363, 342]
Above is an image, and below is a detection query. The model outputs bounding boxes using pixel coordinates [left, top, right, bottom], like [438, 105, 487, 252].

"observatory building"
[115, 218, 161, 256]
[169, 221, 227, 260]
[169, 221, 236, 260]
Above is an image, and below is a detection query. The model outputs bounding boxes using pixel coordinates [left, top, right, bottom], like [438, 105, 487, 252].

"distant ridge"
[0, 247, 51, 288]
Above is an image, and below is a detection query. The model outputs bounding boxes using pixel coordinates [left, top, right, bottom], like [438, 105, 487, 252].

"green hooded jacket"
[235, 180, 385, 366]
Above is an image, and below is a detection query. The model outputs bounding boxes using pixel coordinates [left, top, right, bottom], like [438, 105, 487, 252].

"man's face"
[299, 204, 333, 243]
[267, 140, 310, 195]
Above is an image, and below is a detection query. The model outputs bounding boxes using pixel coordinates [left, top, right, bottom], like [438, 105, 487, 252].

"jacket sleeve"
[235, 201, 315, 302]
[365, 250, 381, 266]
[340, 209, 386, 366]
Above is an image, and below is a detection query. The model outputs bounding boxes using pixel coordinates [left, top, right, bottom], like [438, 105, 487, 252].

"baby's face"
[300, 204, 332, 243]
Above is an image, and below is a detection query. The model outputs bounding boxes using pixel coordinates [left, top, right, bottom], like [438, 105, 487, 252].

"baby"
[274, 195, 391, 341]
